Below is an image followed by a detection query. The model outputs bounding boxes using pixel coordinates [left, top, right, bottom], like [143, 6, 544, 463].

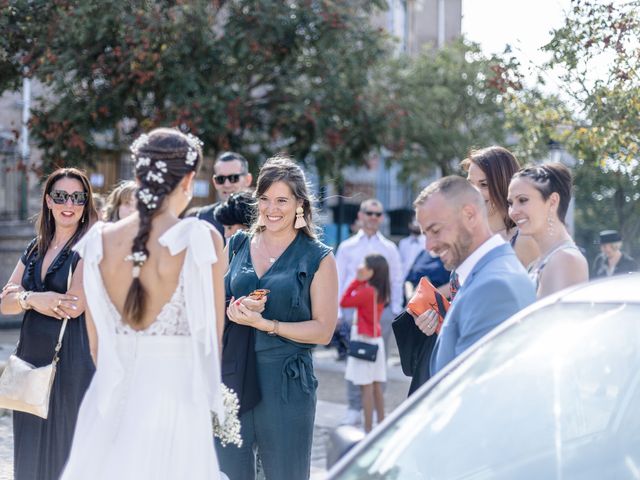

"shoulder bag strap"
[51, 265, 72, 364]
[372, 291, 378, 338]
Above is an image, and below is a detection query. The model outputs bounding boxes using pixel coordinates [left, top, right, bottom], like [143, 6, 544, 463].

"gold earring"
[294, 206, 307, 229]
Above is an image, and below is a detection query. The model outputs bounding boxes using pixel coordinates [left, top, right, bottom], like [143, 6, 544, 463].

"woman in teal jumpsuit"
[218, 156, 338, 480]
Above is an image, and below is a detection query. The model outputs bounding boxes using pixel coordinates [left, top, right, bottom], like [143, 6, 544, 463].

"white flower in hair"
[131, 133, 150, 154]
[135, 156, 151, 169]
[146, 171, 165, 184]
[185, 132, 204, 149]
[125, 251, 148, 264]
[185, 149, 197, 166]
[138, 188, 159, 209]
[156, 161, 168, 173]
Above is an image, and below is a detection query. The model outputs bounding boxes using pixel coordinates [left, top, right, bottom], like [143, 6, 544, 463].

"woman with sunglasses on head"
[462, 146, 539, 267]
[219, 156, 338, 480]
[508, 162, 588, 298]
[60, 129, 228, 479]
[0, 168, 98, 480]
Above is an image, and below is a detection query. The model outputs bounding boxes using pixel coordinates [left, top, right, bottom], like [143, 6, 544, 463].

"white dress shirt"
[455, 234, 506, 287]
[335, 230, 403, 316]
[398, 233, 426, 279]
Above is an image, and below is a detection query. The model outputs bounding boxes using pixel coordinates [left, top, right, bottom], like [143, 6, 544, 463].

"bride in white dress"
[61, 128, 227, 479]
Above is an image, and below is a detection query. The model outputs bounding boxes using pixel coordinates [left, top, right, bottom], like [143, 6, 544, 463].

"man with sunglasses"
[335, 198, 403, 426]
[196, 151, 253, 240]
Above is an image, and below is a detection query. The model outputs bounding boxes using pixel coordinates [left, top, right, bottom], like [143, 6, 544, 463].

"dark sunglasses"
[49, 190, 88, 206]
[363, 210, 383, 217]
[213, 173, 246, 185]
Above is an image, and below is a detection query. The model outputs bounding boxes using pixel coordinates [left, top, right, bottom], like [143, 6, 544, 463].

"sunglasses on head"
[213, 173, 246, 185]
[49, 190, 88, 206]
[363, 210, 383, 217]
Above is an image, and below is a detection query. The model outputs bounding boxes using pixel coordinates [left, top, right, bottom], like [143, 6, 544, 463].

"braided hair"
[124, 128, 203, 325]
[512, 162, 573, 224]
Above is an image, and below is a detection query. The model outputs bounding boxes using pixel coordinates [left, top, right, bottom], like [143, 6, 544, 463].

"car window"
[334, 303, 640, 480]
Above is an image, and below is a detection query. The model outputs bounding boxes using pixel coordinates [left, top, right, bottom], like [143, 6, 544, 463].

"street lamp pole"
[437, 0, 445, 48]
[19, 76, 30, 221]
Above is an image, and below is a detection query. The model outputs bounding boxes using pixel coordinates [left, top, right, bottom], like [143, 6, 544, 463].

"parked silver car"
[328, 274, 640, 479]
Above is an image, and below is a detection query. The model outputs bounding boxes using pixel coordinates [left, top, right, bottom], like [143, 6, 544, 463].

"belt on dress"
[281, 351, 313, 403]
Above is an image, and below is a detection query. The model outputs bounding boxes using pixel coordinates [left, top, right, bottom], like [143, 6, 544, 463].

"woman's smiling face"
[508, 177, 551, 236]
[46, 177, 86, 229]
[257, 180, 300, 233]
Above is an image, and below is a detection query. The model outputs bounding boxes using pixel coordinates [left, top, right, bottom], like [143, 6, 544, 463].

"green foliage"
[543, 0, 640, 166]
[573, 159, 640, 262]
[373, 39, 520, 181]
[0, 1, 53, 92]
[503, 88, 573, 164]
[1, 0, 390, 177]
[543, 0, 640, 262]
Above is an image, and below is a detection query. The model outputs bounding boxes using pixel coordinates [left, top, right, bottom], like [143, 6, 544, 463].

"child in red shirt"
[340, 254, 390, 433]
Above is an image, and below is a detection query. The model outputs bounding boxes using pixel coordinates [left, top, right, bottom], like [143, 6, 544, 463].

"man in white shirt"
[412, 176, 535, 377]
[335, 198, 403, 425]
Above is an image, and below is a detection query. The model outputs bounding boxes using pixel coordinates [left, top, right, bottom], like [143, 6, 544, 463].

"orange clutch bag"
[407, 277, 450, 334]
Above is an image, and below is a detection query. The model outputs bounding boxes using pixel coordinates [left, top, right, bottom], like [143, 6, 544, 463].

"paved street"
[0, 328, 411, 479]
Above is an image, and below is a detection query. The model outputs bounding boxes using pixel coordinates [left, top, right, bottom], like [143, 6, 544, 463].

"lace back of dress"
[115, 273, 190, 336]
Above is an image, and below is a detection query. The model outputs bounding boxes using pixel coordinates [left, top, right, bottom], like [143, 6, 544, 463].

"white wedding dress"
[61, 219, 225, 480]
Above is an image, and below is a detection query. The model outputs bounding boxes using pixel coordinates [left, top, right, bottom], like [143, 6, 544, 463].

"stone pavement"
[0, 328, 412, 479]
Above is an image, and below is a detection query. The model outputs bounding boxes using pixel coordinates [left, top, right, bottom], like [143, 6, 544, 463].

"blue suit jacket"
[430, 243, 536, 375]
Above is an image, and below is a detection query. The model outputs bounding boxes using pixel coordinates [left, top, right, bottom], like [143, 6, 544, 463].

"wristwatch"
[18, 291, 32, 311]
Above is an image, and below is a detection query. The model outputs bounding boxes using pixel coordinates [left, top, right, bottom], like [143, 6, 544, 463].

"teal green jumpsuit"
[217, 230, 332, 480]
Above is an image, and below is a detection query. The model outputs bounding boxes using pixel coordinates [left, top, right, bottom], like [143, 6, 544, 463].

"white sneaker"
[340, 409, 362, 426]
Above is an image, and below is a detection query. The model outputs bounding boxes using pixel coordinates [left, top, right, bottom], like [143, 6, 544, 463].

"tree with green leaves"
[0, 0, 390, 181]
[542, 0, 640, 260]
[544, 0, 640, 166]
[373, 38, 522, 181]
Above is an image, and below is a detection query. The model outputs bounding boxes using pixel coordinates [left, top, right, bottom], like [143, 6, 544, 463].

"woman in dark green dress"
[0, 168, 98, 480]
[218, 156, 338, 480]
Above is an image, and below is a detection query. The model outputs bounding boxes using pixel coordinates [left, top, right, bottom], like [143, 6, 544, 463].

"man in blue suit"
[413, 176, 536, 376]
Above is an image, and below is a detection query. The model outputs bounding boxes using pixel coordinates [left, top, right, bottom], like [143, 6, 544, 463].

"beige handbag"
[0, 266, 72, 418]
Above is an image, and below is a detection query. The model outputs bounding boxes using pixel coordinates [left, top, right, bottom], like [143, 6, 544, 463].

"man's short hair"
[360, 198, 383, 212]
[215, 151, 249, 173]
[414, 175, 484, 211]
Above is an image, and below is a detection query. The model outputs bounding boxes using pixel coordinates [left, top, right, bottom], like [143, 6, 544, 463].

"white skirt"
[345, 327, 387, 386]
[61, 335, 222, 480]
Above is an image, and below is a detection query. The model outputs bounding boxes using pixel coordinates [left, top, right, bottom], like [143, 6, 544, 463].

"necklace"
[260, 234, 294, 264]
[261, 237, 279, 263]
[51, 237, 70, 250]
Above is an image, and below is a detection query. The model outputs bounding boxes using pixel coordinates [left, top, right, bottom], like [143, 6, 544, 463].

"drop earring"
[547, 214, 555, 237]
[294, 206, 307, 229]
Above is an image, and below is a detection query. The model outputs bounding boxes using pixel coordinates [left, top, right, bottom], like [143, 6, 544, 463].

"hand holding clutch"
[407, 277, 450, 334]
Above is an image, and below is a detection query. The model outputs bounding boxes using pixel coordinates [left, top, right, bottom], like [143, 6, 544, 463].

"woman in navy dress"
[0, 168, 98, 480]
[217, 156, 338, 480]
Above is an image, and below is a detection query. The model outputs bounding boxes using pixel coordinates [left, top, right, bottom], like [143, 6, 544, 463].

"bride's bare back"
[100, 215, 186, 330]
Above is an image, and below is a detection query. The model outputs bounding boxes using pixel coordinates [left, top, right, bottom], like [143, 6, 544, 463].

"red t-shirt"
[339, 279, 384, 337]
